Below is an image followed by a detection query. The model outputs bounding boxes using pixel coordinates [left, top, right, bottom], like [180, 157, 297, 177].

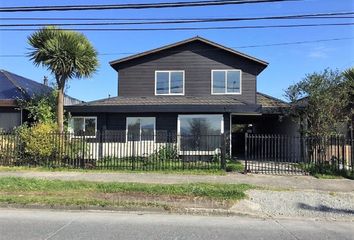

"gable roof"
[0, 69, 82, 106]
[109, 36, 268, 68]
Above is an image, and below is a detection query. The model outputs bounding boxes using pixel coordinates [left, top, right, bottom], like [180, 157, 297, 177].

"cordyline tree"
[285, 68, 353, 137]
[27, 26, 98, 132]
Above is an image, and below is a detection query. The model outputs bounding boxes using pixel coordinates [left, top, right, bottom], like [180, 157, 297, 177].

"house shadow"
[297, 203, 354, 215]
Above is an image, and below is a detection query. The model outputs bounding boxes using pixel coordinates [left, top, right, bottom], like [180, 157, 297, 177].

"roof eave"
[65, 103, 261, 113]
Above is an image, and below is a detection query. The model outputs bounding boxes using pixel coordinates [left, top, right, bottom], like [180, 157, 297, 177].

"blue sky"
[0, 0, 353, 102]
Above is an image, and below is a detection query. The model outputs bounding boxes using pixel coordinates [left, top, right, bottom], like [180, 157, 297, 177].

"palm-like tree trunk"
[57, 87, 64, 132]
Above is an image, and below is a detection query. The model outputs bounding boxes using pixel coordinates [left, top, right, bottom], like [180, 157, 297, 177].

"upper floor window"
[212, 70, 241, 94]
[155, 70, 184, 95]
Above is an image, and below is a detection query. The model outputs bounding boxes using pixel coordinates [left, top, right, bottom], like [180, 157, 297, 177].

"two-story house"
[66, 36, 295, 158]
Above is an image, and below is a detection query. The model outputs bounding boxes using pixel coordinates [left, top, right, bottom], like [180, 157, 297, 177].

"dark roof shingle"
[0, 69, 51, 100]
[0, 69, 82, 106]
[73, 95, 247, 106]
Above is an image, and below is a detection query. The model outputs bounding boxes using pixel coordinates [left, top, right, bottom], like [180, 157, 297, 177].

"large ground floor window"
[178, 114, 224, 151]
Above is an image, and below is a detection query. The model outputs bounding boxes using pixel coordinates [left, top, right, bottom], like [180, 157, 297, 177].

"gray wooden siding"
[116, 41, 262, 104]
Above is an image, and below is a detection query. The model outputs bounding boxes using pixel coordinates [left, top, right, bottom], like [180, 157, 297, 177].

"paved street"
[0, 209, 353, 240]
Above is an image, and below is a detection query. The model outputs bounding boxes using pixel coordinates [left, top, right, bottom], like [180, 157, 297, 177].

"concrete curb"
[1, 204, 353, 222]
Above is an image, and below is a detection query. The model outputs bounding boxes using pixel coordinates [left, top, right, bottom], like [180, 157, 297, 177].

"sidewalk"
[0, 171, 353, 192]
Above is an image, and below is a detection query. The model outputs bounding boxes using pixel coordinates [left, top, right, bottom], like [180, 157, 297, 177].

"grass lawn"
[0, 177, 254, 210]
[297, 163, 354, 180]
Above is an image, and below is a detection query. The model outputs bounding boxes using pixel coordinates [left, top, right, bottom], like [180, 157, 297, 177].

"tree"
[342, 67, 354, 137]
[285, 68, 351, 136]
[27, 26, 98, 132]
[17, 90, 57, 124]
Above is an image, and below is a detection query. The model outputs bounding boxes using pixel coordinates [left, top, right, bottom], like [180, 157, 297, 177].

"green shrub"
[302, 163, 354, 179]
[226, 163, 244, 172]
[16, 123, 90, 167]
[17, 122, 58, 159]
[150, 145, 179, 161]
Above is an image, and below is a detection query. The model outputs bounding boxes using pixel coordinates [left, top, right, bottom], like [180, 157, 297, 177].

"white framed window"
[126, 117, 156, 141]
[177, 114, 224, 152]
[211, 69, 242, 94]
[69, 116, 97, 137]
[155, 70, 184, 95]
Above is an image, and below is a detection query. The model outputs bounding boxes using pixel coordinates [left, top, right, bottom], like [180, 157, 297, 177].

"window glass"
[127, 117, 140, 141]
[156, 72, 169, 94]
[127, 117, 155, 141]
[212, 70, 241, 94]
[73, 118, 85, 136]
[227, 71, 240, 93]
[0, 112, 21, 132]
[170, 72, 183, 94]
[85, 118, 96, 136]
[179, 115, 222, 151]
[140, 117, 155, 141]
[70, 117, 96, 136]
[156, 71, 184, 95]
[212, 71, 225, 93]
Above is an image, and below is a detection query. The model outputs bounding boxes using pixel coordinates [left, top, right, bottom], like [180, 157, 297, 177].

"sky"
[0, 0, 353, 102]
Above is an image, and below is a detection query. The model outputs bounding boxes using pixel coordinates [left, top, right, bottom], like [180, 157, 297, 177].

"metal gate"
[244, 133, 354, 175]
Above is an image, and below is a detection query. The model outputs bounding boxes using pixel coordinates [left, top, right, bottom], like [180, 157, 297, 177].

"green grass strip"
[0, 177, 253, 201]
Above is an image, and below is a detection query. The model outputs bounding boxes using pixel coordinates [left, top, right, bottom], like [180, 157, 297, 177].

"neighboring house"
[66, 36, 297, 157]
[0, 69, 81, 132]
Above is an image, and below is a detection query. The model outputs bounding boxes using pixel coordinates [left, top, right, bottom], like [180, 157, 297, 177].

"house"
[0, 69, 81, 132]
[66, 36, 297, 158]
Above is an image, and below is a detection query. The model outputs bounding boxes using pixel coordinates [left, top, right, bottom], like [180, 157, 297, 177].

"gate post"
[220, 133, 226, 170]
[244, 132, 248, 174]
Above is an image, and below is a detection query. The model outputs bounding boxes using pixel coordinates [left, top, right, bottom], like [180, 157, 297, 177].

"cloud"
[308, 46, 333, 59]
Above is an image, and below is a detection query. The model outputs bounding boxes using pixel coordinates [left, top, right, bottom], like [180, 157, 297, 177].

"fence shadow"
[297, 202, 354, 215]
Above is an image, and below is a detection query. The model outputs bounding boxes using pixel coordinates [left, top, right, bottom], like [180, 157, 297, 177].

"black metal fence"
[245, 133, 354, 175]
[0, 131, 228, 171]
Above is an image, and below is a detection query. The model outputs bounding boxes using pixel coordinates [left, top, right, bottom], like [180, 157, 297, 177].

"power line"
[1, 11, 352, 22]
[1, 22, 353, 31]
[1, 16, 353, 21]
[1, 12, 353, 27]
[0, 0, 302, 12]
[1, 37, 352, 58]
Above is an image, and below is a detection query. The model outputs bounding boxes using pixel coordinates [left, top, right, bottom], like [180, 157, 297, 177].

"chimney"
[43, 76, 48, 86]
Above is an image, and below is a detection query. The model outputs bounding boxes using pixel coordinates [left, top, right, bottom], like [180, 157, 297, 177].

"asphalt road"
[0, 209, 353, 240]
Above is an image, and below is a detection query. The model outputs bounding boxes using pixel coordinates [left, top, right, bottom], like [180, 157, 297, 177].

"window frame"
[126, 117, 156, 142]
[155, 70, 185, 96]
[70, 116, 97, 138]
[211, 69, 242, 95]
[177, 114, 224, 155]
